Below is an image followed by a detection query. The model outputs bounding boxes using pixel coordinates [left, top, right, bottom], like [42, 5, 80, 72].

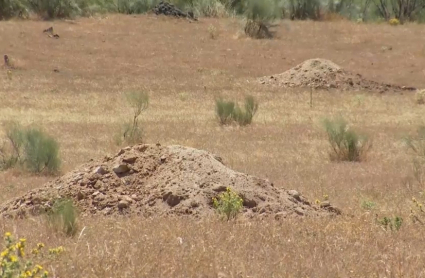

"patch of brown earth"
[0, 144, 339, 220]
[259, 58, 416, 93]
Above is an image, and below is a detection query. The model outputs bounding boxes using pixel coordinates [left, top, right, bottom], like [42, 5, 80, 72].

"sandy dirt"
[0, 144, 339, 220]
[259, 58, 417, 93]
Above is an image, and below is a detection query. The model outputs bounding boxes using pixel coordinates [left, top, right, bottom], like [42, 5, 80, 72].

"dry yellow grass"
[1, 15, 425, 277]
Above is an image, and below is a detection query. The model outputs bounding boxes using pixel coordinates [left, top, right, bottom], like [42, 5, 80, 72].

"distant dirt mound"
[152, 1, 196, 20]
[0, 144, 339, 220]
[259, 58, 416, 93]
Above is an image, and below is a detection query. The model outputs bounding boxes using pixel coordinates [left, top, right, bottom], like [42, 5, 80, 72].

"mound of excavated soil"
[0, 144, 339, 220]
[259, 58, 416, 93]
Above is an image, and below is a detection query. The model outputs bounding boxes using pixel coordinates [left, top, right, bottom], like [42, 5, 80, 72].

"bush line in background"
[1, 0, 425, 23]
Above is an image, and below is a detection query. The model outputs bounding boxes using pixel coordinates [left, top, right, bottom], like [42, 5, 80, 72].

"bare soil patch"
[259, 58, 417, 93]
[0, 144, 338, 219]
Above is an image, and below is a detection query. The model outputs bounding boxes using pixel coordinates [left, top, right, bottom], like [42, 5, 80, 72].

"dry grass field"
[1, 14, 425, 277]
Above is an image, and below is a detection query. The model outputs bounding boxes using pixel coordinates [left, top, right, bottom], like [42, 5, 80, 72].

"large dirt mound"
[0, 144, 339, 220]
[259, 58, 416, 93]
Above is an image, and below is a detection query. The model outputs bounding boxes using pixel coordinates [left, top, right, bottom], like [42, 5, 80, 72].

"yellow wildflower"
[1, 249, 9, 257]
[9, 255, 18, 262]
[4, 232, 11, 238]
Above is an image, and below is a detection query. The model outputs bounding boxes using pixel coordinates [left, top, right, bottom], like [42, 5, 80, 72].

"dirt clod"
[259, 58, 416, 93]
[0, 144, 339, 220]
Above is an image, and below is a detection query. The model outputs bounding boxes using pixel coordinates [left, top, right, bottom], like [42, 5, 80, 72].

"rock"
[160, 155, 167, 163]
[123, 156, 137, 164]
[320, 201, 331, 208]
[242, 198, 257, 208]
[113, 164, 130, 174]
[274, 211, 287, 220]
[122, 195, 133, 203]
[288, 190, 300, 199]
[165, 194, 183, 207]
[76, 191, 86, 200]
[294, 207, 304, 216]
[212, 185, 227, 192]
[93, 180, 103, 190]
[152, 1, 197, 20]
[118, 200, 129, 209]
[93, 166, 108, 175]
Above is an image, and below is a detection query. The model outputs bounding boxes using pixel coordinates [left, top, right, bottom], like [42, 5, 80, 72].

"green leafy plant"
[212, 187, 244, 220]
[46, 198, 79, 237]
[323, 116, 371, 162]
[117, 91, 149, 145]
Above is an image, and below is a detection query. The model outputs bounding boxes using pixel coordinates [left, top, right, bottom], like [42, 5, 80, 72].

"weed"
[193, 0, 229, 17]
[212, 187, 243, 220]
[377, 216, 403, 231]
[0, 232, 63, 277]
[415, 89, 425, 105]
[23, 128, 61, 174]
[361, 199, 376, 210]
[0, 123, 60, 174]
[404, 126, 425, 186]
[46, 198, 78, 237]
[208, 24, 218, 39]
[215, 98, 236, 125]
[215, 95, 258, 126]
[389, 17, 400, 25]
[323, 116, 371, 162]
[117, 91, 149, 145]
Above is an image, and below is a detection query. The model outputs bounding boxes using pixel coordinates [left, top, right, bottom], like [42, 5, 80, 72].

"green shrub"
[323, 116, 371, 162]
[46, 198, 78, 237]
[287, 0, 321, 20]
[115, 0, 159, 14]
[192, 0, 229, 17]
[212, 187, 243, 220]
[232, 95, 258, 126]
[27, 0, 81, 19]
[215, 98, 235, 125]
[0, 0, 29, 20]
[23, 128, 60, 174]
[241, 0, 280, 38]
[215, 95, 258, 126]
[117, 91, 149, 145]
[0, 123, 60, 174]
